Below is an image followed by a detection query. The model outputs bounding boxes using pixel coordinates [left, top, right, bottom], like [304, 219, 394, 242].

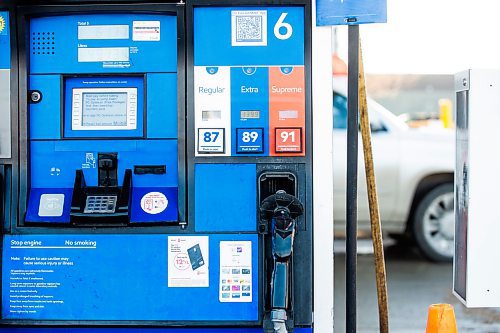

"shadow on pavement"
[384, 241, 427, 262]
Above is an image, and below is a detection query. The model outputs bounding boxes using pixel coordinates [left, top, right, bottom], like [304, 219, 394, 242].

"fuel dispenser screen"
[81, 92, 128, 127]
[65, 77, 143, 136]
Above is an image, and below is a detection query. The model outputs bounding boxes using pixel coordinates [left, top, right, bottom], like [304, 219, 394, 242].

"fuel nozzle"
[98, 153, 118, 187]
[260, 190, 304, 333]
[260, 190, 303, 232]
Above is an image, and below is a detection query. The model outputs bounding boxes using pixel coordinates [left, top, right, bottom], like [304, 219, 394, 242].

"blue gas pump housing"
[24, 12, 181, 225]
[0, 1, 320, 332]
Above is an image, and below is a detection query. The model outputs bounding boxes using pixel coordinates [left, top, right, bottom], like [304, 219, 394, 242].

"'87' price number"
[197, 128, 225, 154]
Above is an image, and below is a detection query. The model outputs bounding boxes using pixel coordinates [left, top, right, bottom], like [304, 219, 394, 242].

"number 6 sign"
[275, 128, 302, 153]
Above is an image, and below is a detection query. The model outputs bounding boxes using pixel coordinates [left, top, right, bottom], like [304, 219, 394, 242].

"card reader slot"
[134, 165, 166, 175]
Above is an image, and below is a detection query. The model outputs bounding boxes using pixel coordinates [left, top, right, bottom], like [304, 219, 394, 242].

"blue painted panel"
[195, 164, 256, 232]
[30, 14, 177, 74]
[230, 67, 269, 155]
[0, 329, 312, 333]
[130, 187, 178, 222]
[25, 188, 73, 224]
[316, 0, 387, 26]
[25, 187, 179, 224]
[0, 11, 10, 69]
[29, 75, 61, 140]
[147, 73, 178, 138]
[63, 76, 144, 138]
[30, 140, 178, 188]
[2, 234, 259, 321]
[194, 7, 304, 66]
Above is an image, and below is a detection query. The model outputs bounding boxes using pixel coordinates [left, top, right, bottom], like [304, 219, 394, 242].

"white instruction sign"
[219, 241, 252, 302]
[133, 21, 161, 41]
[168, 236, 209, 287]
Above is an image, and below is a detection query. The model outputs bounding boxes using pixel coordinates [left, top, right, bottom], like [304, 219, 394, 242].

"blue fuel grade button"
[236, 128, 264, 154]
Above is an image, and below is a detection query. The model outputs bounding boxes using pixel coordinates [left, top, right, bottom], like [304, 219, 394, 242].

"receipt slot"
[0, 1, 334, 332]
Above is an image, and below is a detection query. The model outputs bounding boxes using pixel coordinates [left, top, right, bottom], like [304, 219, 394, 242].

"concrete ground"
[333, 239, 500, 332]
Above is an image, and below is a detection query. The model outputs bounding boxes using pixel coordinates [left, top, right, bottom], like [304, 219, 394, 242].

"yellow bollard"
[425, 303, 457, 333]
[439, 99, 453, 129]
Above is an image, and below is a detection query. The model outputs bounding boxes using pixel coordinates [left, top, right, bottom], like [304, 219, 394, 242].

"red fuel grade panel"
[269, 66, 305, 156]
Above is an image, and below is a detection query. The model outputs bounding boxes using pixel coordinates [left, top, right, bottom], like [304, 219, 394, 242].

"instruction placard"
[132, 21, 161, 41]
[168, 236, 209, 287]
[219, 241, 252, 302]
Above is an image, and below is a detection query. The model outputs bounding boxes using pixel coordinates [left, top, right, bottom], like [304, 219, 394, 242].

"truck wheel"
[412, 183, 454, 262]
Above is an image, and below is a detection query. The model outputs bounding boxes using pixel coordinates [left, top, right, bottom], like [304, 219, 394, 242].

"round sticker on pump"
[140, 192, 168, 214]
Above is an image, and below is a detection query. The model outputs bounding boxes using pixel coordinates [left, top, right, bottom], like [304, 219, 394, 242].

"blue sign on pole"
[316, 0, 387, 26]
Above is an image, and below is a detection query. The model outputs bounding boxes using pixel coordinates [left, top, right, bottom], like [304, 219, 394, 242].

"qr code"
[232, 11, 267, 46]
[236, 15, 263, 42]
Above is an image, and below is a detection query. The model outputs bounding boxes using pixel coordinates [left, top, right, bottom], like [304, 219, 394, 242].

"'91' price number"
[279, 130, 296, 143]
[275, 128, 302, 153]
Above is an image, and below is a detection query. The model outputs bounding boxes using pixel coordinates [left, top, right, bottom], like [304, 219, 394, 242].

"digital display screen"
[240, 110, 260, 119]
[202, 110, 222, 121]
[82, 92, 128, 127]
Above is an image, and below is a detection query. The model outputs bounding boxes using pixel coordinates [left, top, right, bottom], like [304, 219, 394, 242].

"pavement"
[333, 239, 500, 332]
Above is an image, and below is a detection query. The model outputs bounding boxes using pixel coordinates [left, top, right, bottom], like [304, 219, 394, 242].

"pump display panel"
[64, 76, 144, 138]
[73, 88, 137, 130]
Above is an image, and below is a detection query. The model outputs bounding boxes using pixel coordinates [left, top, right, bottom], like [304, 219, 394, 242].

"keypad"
[84, 196, 117, 214]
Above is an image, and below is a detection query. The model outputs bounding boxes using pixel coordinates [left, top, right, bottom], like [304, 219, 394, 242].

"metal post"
[346, 24, 359, 333]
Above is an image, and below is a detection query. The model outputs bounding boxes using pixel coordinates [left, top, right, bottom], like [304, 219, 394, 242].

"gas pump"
[0, 1, 334, 332]
[22, 9, 181, 226]
[454, 69, 500, 308]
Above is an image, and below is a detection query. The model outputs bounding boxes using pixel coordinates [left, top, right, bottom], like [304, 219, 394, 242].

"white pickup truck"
[332, 76, 455, 262]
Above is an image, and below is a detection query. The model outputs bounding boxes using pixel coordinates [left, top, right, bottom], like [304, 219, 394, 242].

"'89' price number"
[236, 128, 264, 154]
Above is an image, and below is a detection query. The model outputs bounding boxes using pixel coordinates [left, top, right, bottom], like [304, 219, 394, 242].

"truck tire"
[412, 183, 454, 262]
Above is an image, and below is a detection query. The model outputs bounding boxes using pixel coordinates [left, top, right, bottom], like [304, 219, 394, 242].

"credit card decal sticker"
[168, 236, 209, 287]
[219, 241, 252, 302]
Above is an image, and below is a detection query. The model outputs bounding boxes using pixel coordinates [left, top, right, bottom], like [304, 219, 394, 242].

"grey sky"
[336, 0, 500, 74]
